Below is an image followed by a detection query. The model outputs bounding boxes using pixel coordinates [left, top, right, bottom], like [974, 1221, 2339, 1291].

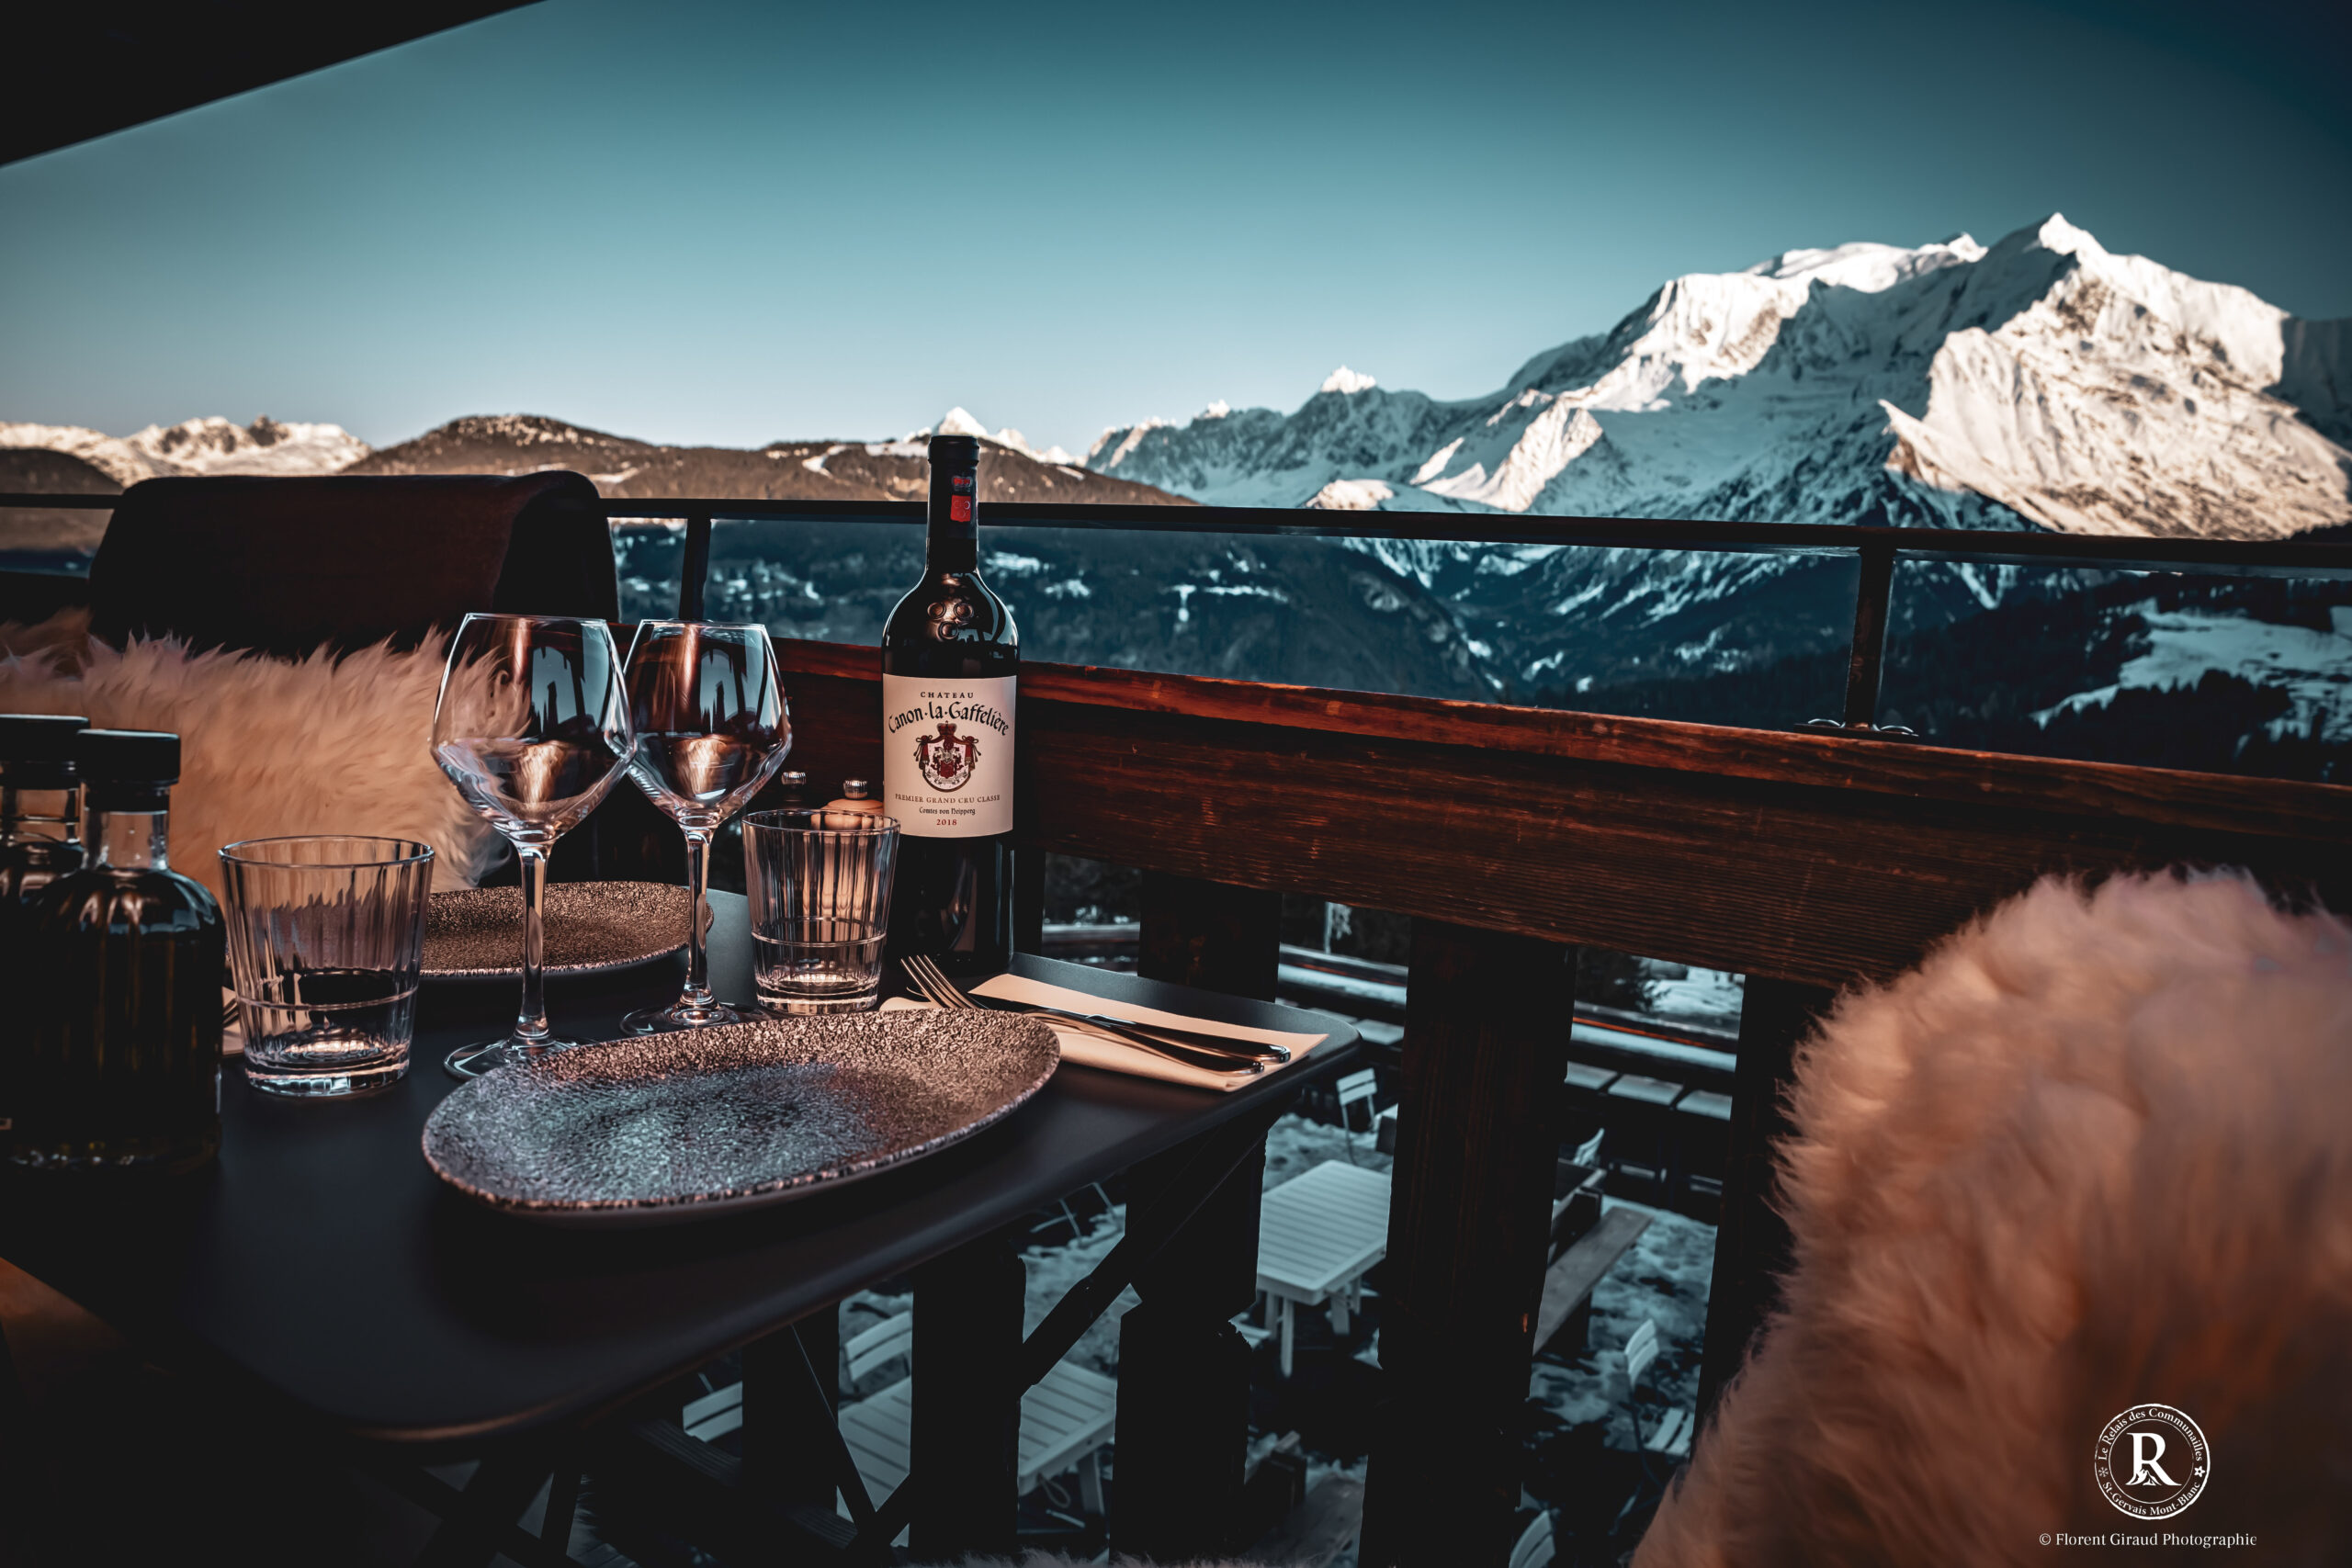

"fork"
[900, 954, 1271, 1076]
[902, 953, 1286, 1063]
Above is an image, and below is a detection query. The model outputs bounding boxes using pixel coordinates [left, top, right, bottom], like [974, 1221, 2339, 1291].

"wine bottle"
[882, 433, 1018, 976]
[0, 713, 88, 906]
[5, 730, 223, 1173]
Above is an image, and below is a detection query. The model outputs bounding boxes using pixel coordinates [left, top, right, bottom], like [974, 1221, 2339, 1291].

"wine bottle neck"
[91, 806, 170, 872]
[927, 447, 980, 572]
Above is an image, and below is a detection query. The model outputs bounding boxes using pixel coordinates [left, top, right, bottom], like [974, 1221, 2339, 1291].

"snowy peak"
[1087, 217, 2352, 541]
[1750, 233, 1986, 290]
[924, 408, 1078, 466]
[0, 415, 368, 485]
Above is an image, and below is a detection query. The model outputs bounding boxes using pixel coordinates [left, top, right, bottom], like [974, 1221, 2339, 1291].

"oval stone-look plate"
[421, 1010, 1060, 1226]
[424, 881, 694, 979]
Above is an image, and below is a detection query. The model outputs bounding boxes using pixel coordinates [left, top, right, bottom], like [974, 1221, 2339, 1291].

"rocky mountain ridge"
[0, 415, 369, 486]
[347, 410, 1187, 507]
[1087, 216, 2352, 542]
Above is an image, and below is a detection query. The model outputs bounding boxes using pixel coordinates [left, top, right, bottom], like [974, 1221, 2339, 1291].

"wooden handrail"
[775, 637, 2352, 849]
[778, 635, 2351, 988]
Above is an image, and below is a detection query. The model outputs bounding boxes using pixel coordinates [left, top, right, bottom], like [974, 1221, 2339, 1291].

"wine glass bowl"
[431, 615, 633, 1077]
[620, 621, 791, 1034]
[437, 736, 631, 840]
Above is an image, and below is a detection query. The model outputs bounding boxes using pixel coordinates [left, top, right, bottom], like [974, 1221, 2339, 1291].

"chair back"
[1337, 1068, 1378, 1109]
[1624, 1316, 1660, 1390]
[1508, 1508, 1555, 1568]
[86, 472, 616, 660]
[1571, 1129, 1606, 1168]
[844, 1312, 914, 1384]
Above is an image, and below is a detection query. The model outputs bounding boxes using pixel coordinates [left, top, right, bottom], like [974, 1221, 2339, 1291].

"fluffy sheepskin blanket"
[1637, 873, 2352, 1567]
[0, 608, 497, 901]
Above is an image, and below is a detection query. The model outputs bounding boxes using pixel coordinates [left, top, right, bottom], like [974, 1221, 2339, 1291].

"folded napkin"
[882, 973, 1328, 1092]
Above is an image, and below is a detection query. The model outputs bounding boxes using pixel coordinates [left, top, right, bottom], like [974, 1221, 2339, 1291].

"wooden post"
[1113, 1130, 1269, 1561]
[741, 1304, 841, 1514]
[911, 1233, 1024, 1561]
[1114, 871, 1282, 1560]
[1139, 870, 1280, 999]
[1361, 920, 1575, 1568]
[1696, 976, 1838, 1424]
[1842, 537, 1897, 729]
[676, 509, 713, 622]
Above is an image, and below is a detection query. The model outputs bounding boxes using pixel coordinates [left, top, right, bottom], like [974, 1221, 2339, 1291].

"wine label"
[882, 674, 1016, 838]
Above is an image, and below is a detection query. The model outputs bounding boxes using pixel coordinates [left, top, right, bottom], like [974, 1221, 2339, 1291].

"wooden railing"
[768, 633, 2352, 1567]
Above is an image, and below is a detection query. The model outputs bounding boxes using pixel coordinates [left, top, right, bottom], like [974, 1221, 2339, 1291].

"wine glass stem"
[514, 843, 551, 1043]
[680, 826, 715, 1007]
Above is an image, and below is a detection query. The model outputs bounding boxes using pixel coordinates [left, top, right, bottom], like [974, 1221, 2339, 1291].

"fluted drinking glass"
[431, 614, 633, 1077]
[619, 621, 792, 1033]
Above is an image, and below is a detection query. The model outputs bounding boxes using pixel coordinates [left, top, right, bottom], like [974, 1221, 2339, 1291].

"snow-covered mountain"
[0, 415, 369, 486]
[345, 412, 1182, 506]
[1088, 216, 2352, 542]
[930, 406, 1079, 467]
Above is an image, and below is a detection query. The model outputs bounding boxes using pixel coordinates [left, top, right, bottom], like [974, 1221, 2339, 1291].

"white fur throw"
[0, 608, 498, 902]
[1637, 873, 2352, 1566]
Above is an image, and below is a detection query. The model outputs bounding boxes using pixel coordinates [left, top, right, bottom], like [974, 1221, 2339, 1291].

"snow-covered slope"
[0, 416, 369, 485]
[1089, 217, 2352, 543]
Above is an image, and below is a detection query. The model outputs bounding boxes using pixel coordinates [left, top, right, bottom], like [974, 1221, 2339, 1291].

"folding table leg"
[1115, 1123, 1269, 1561]
[1330, 1287, 1351, 1337]
[412, 1454, 557, 1568]
[741, 1303, 842, 1514]
[911, 1230, 1024, 1562]
[1280, 1297, 1295, 1378]
[539, 1466, 581, 1564]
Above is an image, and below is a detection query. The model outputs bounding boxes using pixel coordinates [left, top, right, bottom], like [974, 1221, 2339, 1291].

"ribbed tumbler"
[219, 835, 434, 1097]
[742, 809, 899, 1014]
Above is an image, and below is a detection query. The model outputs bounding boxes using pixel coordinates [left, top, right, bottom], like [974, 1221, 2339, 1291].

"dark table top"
[0, 890, 1358, 1452]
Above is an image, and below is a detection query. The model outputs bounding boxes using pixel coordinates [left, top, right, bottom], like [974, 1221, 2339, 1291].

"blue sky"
[3, 0, 2346, 458]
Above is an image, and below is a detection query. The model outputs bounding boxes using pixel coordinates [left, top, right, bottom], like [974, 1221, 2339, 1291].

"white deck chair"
[1335, 1067, 1380, 1134]
[831, 1311, 1118, 1523]
[1614, 1316, 1694, 1530]
[1622, 1317, 1693, 1456]
[1509, 1507, 1556, 1568]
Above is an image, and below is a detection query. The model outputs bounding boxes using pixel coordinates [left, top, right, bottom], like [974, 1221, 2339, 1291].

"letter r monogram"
[2128, 1432, 2179, 1488]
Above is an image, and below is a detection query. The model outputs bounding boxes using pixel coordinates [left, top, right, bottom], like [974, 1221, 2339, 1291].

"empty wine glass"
[432, 614, 634, 1077]
[620, 621, 792, 1032]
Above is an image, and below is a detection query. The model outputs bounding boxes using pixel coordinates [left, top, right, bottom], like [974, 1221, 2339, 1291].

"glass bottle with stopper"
[0, 713, 88, 907]
[827, 778, 884, 815]
[6, 729, 223, 1173]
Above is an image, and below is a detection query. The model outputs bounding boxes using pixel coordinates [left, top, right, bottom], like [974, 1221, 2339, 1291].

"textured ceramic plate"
[420, 1010, 1060, 1226]
[423, 881, 694, 979]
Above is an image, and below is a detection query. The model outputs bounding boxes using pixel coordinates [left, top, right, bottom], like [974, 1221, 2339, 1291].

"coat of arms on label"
[915, 720, 981, 792]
